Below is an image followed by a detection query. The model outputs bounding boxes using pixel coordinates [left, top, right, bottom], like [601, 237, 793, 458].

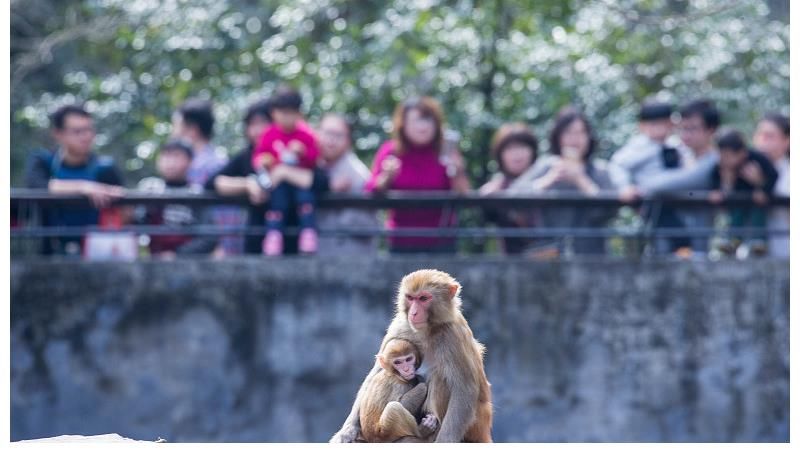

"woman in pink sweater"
[365, 96, 470, 253]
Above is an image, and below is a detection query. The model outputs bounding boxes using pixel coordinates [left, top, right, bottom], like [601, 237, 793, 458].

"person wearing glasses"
[25, 104, 125, 255]
[316, 113, 378, 255]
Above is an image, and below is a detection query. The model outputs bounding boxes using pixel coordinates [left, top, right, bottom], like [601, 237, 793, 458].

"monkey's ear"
[448, 283, 461, 299]
[376, 354, 389, 371]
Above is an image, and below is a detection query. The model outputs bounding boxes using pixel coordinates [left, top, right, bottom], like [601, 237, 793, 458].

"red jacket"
[252, 120, 320, 171]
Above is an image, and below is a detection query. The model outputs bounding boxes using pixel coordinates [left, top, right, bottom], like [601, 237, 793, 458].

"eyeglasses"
[62, 126, 95, 136]
[679, 125, 706, 133]
[321, 130, 349, 140]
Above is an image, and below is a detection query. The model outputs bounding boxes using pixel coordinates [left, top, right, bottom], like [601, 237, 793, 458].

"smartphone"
[441, 129, 461, 178]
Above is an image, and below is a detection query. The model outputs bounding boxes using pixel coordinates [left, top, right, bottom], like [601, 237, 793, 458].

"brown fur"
[358, 339, 429, 442]
[332, 270, 493, 443]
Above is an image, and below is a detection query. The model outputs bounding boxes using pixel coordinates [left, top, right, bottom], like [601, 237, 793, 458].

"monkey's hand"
[329, 424, 360, 443]
[419, 414, 439, 437]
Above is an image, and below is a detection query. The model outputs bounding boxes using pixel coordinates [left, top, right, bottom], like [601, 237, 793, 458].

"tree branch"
[11, 11, 124, 85]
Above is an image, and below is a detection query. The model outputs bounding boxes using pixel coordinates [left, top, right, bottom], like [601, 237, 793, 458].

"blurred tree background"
[10, 0, 789, 187]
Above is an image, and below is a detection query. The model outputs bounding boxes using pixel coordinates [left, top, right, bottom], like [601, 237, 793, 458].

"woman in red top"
[365, 97, 470, 253]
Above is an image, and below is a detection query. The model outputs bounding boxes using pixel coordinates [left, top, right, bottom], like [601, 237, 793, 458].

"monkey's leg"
[379, 401, 421, 442]
[462, 401, 493, 443]
[435, 382, 479, 443]
[393, 436, 427, 443]
[398, 382, 427, 416]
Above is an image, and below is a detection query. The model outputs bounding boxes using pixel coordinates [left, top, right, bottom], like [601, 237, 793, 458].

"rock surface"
[18, 433, 149, 443]
[10, 256, 789, 442]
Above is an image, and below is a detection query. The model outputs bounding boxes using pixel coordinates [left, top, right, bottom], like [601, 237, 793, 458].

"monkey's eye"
[405, 294, 414, 301]
[405, 356, 413, 362]
[393, 360, 401, 365]
[419, 296, 429, 302]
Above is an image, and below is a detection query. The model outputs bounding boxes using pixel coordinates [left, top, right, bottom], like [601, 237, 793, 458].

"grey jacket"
[317, 152, 379, 255]
[507, 156, 624, 254]
[637, 151, 719, 195]
[609, 134, 692, 187]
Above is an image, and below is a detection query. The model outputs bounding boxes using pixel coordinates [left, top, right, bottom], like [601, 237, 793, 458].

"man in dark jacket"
[25, 104, 125, 255]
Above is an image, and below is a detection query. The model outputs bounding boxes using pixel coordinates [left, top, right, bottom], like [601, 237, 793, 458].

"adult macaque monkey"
[331, 269, 493, 443]
[359, 338, 439, 442]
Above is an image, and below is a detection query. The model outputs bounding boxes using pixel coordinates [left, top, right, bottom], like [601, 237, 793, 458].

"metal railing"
[10, 188, 790, 256]
[11, 188, 790, 208]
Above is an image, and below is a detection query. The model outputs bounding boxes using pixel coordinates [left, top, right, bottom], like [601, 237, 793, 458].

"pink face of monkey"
[392, 352, 417, 381]
[406, 290, 433, 329]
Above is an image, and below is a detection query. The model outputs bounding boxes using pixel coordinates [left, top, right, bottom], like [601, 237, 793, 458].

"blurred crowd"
[18, 87, 790, 259]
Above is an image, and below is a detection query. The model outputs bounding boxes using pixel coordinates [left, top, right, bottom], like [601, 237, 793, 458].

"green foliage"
[11, 0, 789, 187]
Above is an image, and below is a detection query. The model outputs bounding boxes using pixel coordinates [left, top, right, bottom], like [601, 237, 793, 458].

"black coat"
[204, 147, 329, 254]
[710, 149, 779, 195]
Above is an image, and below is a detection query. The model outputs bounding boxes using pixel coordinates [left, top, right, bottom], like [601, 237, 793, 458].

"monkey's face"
[392, 353, 417, 381]
[405, 290, 434, 329]
[379, 339, 422, 379]
[398, 270, 462, 330]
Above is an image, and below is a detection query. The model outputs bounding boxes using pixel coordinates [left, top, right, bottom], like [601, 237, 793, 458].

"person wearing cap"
[625, 99, 722, 195]
[610, 100, 690, 186]
[134, 139, 217, 259]
[610, 99, 692, 254]
[622, 99, 722, 254]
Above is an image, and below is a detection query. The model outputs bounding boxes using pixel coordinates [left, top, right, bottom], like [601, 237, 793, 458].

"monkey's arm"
[331, 315, 413, 442]
[398, 382, 427, 416]
[329, 362, 381, 443]
[435, 367, 480, 442]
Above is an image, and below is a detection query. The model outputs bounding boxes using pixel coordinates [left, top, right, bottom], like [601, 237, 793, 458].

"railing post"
[642, 198, 662, 258]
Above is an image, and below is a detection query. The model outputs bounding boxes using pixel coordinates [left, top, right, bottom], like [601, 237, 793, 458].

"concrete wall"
[10, 257, 789, 442]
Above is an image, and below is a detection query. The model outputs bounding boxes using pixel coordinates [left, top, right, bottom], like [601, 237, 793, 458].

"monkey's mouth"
[401, 371, 415, 380]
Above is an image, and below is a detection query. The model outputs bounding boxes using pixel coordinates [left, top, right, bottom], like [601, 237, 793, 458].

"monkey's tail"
[379, 401, 421, 441]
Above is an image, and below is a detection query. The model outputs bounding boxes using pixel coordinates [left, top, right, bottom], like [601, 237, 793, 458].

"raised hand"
[287, 139, 307, 157]
[381, 155, 401, 180]
[740, 161, 765, 187]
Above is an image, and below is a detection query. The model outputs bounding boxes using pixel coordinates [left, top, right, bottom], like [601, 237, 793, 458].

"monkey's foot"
[329, 425, 359, 443]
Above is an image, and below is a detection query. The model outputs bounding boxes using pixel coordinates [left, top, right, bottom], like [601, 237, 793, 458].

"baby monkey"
[358, 338, 439, 442]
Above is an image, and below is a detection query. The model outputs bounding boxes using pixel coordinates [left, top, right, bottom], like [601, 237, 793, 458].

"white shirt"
[769, 156, 789, 258]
